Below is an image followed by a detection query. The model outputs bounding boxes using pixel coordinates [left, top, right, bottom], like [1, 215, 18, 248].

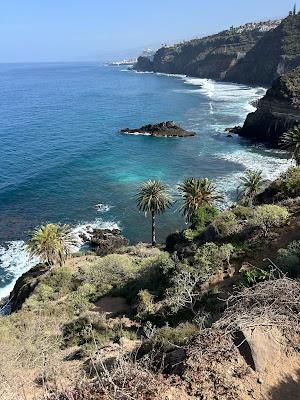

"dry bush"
[218, 277, 300, 345]
[0, 309, 73, 400]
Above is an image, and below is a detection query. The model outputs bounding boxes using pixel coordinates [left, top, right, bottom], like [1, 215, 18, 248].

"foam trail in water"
[0, 218, 120, 299]
[215, 150, 292, 206]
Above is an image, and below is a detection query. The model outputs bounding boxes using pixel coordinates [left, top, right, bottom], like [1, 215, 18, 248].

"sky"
[0, 0, 297, 63]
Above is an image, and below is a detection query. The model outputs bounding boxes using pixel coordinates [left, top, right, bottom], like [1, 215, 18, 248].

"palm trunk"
[151, 211, 156, 246]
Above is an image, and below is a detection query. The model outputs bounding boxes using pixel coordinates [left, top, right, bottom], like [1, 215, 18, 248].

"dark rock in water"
[227, 134, 233, 138]
[121, 121, 195, 137]
[90, 229, 129, 256]
[225, 126, 242, 134]
[240, 66, 300, 146]
[9, 263, 49, 312]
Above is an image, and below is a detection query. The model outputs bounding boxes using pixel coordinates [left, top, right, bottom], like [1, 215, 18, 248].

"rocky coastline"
[239, 66, 300, 145]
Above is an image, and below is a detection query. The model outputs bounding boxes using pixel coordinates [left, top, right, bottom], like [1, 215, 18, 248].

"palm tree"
[237, 170, 265, 207]
[280, 125, 300, 166]
[136, 180, 172, 246]
[27, 223, 74, 266]
[178, 177, 223, 223]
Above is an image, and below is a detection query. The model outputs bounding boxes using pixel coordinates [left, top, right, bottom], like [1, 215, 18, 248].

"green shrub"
[34, 283, 55, 301]
[151, 323, 198, 352]
[277, 167, 300, 198]
[182, 228, 197, 241]
[231, 206, 255, 220]
[276, 241, 300, 277]
[44, 267, 76, 298]
[211, 211, 240, 238]
[191, 204, 219, 231]
[249, 205, 289, 236]
[242, 269, 269, 287]
[194, 242, 234, 281]
[65, 290, 91, 317]
[124, 253, 175, 301]
[63, 313, 110, 348]
[136, 290, 155, 320]
[80, 254, 136, 299]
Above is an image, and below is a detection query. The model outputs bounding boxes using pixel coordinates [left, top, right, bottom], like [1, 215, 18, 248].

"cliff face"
[134, 20, 281, 81]
[134, 16, 300, 86]
[226, 14, 300, 85]
[240, 66, 300, 145]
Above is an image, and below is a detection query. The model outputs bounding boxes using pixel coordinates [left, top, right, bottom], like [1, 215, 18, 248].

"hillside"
[240, 66, 300, 144]
[1, 167, 300, 399]
[134, 20, 280, 81]
[134, 15, 300, 86]
[226, 13, 300, 85]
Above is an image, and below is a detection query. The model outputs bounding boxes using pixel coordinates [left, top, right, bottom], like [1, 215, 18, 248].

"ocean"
[0, 62, 291, 298]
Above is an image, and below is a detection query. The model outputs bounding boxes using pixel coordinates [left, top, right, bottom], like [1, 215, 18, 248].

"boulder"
[9, 263, 49, 312]
[90, 228, 129, 256]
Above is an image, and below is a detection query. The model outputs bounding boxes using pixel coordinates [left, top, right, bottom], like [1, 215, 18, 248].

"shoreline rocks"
[239, 66, 300, 145]
[90, 228, 129, 256]
[121, 121, 195, 137]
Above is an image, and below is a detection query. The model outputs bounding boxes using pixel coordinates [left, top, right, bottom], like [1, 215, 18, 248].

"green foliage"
[150, 322, 198, 352]
[65, 290, 91, 317]
[80, 254, 136, 299]
[242, 269, 269, 287]
[211, 210, 240, 238]
[276, 240, 300, 277]
[136, 289, 155, 320]
[27, 223, 75, 266]
[124, 253, 176, 301]
[194, 242, 234, 281]
[231, 205, 255, 220]
[44, 266, 76, 298]
[237, 170, 266, 206]
[249, 205, 289, 236]
[191, 204, 219, 231]
[280, 125, 300, 166]
[178, 177, 223, 223]
[277, 167, 300, 198]
[136, 180, 173, 245]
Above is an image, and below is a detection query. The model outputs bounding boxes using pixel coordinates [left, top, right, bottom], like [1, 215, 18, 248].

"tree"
[280, 125, 300, 166]
[237, 170, 265, 207]
[136, 180, 172, 246]
[178, 177, 223, 223]
[27, 223, 74, 266]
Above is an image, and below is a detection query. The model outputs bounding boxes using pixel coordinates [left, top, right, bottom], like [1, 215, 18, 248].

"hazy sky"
[0, 0, 297, 62]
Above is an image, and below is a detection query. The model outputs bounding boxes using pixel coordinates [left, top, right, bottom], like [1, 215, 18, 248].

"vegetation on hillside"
[1, 167, 300, 399]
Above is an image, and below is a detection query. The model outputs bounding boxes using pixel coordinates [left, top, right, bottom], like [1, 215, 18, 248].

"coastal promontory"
[239, 66, 300, 145]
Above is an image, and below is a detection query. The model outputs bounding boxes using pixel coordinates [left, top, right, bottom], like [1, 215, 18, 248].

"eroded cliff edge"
[239, 66, 300, 145]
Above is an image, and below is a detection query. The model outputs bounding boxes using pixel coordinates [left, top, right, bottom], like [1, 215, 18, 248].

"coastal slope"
[134, 15, 300, 86]
[226, 13, 300, 85]
[134, 20, 280, 81]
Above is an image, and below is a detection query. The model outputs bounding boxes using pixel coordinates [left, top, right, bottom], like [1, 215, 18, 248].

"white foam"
[0, 241, 39, 299]
[94, 203, 112, 212]
[123, 131, 152, 136]
[214, 149, 292, 207]
[0, 218, 120, 300]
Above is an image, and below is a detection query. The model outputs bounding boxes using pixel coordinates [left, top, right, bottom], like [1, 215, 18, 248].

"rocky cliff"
[240, 66, 300, 145]
[226, 14, 300, 85]
[134, 20, 281, 81]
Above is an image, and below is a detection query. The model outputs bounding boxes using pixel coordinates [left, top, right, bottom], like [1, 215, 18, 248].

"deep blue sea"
[0, 62, 291, 298]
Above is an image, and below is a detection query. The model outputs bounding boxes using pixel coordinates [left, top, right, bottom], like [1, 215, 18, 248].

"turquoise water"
[0, 63, 290, 297]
